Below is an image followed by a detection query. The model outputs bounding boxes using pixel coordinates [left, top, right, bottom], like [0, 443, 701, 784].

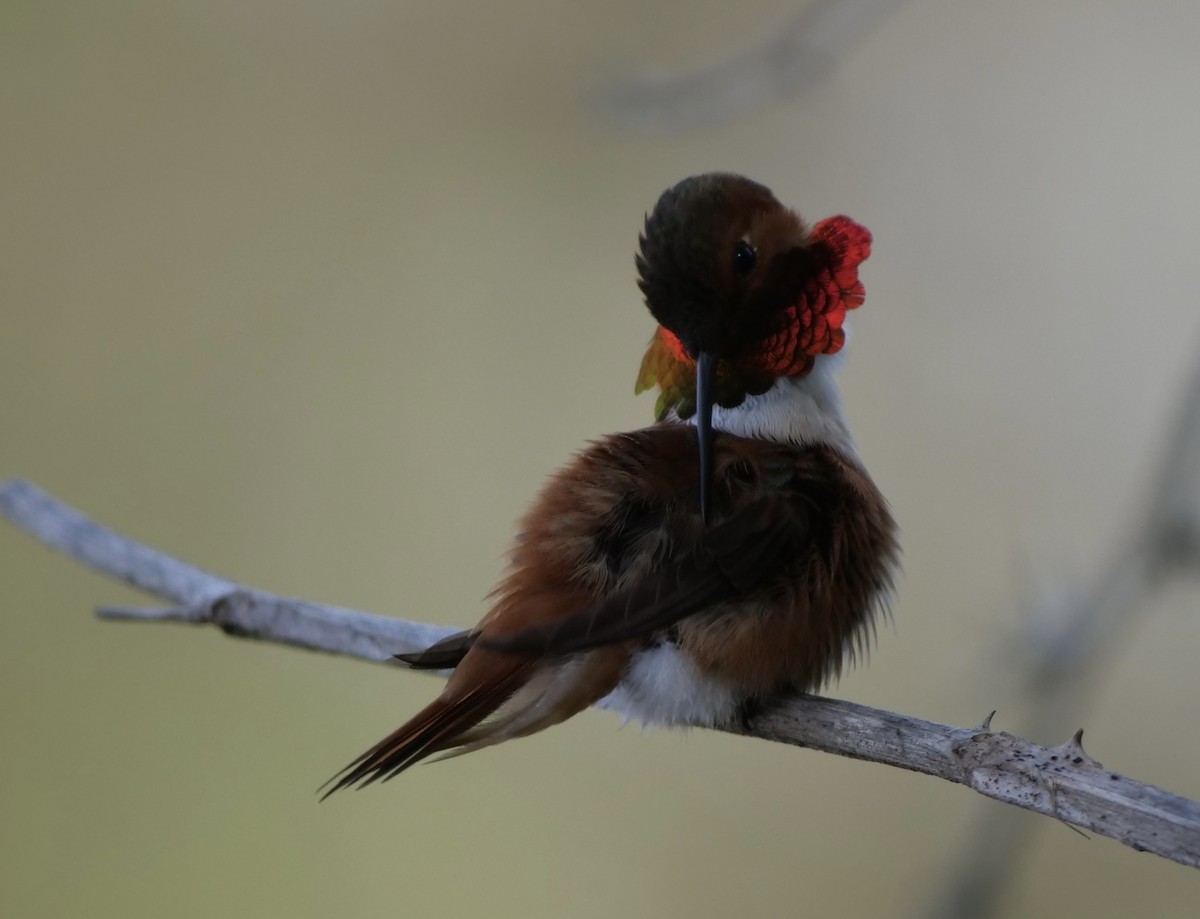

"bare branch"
[0, 479, 456, 661]
[3, 477, 1199, 869]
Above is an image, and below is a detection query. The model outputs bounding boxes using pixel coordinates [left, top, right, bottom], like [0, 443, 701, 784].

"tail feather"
[320, 670, 524, 799]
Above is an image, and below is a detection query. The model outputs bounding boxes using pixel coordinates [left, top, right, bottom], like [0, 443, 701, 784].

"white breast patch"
[597, 643, 741, 727]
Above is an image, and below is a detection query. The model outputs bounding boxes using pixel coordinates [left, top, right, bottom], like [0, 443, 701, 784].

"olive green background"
[3, 2, 1200, 917]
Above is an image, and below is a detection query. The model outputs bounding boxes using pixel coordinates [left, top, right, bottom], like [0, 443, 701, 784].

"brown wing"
[481, 495, 808, 655]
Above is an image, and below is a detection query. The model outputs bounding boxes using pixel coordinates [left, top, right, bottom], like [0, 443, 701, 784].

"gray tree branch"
[2, 477, 1198, 869]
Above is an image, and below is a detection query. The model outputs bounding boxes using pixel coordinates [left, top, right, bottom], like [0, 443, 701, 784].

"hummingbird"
[324, 173, 898, 795]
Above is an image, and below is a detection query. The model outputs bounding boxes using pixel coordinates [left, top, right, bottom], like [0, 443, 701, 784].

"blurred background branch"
[924, 353, 1200, 916]
[3, 477, 1199, 869]
[597, 0, 906, 133]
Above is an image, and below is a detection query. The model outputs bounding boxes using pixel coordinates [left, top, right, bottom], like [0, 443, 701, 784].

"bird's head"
[634, 173, 872, 520]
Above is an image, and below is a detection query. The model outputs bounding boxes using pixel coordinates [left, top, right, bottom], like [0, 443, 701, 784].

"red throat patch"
[749, 215, 871, 377]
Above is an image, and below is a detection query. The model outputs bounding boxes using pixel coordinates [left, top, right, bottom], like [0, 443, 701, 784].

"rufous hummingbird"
[324, 173, 898, 795]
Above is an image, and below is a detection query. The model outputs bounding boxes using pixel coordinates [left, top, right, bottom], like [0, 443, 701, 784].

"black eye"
[733, 239, 757, 277]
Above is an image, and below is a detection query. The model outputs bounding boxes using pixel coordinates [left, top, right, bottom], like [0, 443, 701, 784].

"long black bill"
[695, 351, 717, 526]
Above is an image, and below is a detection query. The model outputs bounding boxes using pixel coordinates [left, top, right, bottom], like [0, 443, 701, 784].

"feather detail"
[320, 665, 527, 797]
[481, 497, 803, 656]
[394, 629, 475, 669]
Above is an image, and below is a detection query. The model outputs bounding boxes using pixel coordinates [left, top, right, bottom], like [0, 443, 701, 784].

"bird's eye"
[733, 239, 757, 277]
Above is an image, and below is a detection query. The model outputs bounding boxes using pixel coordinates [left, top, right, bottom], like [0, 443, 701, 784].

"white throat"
[676, 352, 857, 456]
